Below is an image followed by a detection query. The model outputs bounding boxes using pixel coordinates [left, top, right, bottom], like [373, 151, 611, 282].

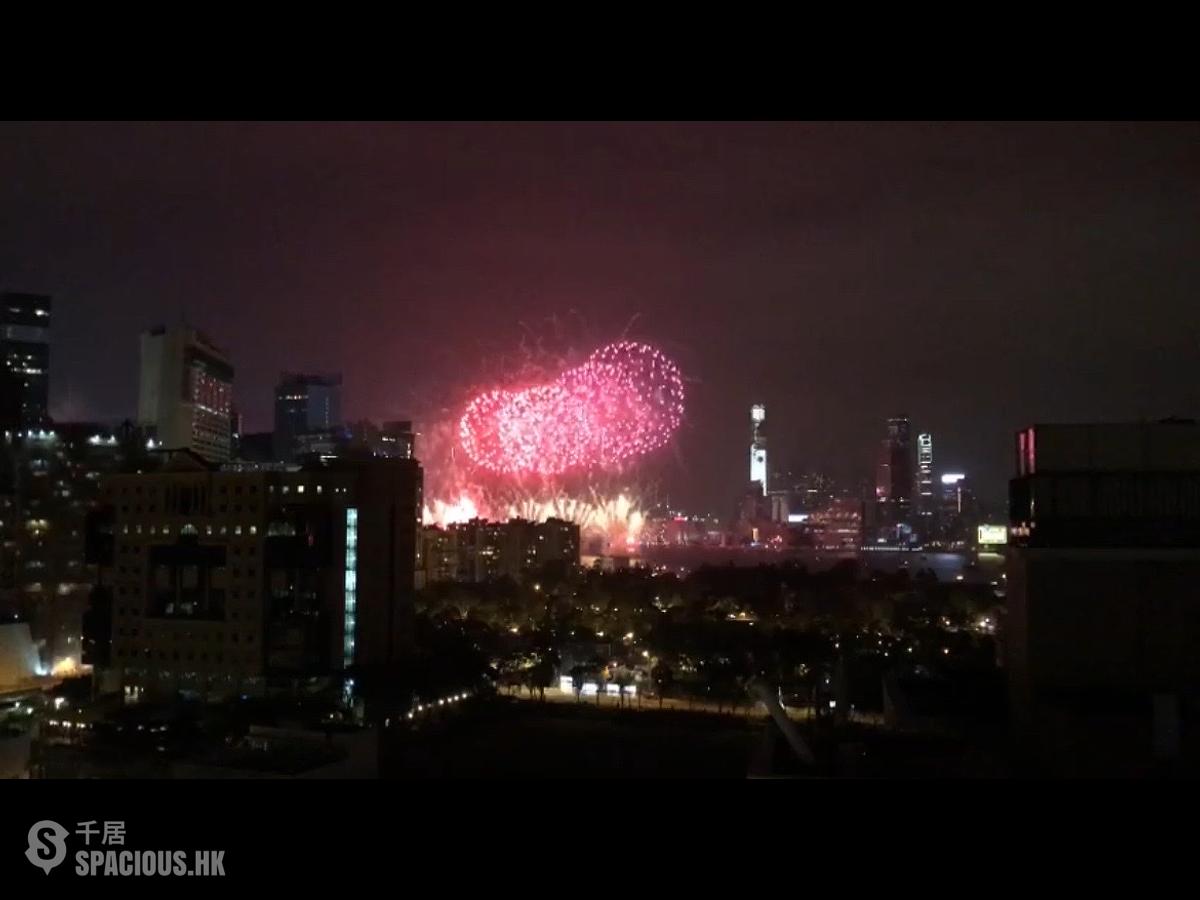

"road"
[501, 685, 885, 726]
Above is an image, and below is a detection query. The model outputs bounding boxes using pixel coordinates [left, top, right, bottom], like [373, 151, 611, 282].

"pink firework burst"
[458, 341, 685, 477]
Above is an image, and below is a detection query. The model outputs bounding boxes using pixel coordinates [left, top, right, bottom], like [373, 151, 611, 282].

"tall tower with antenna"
[750, 404, 767, 495]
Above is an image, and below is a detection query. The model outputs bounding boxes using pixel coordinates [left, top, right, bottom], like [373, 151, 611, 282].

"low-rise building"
[421, 517, 580, 584]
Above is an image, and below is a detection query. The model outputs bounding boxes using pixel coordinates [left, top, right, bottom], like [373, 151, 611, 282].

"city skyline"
[4, 120, 1199, 786]
[6, 123, 1200, 509]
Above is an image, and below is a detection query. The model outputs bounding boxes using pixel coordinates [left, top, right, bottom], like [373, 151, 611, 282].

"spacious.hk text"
[75, 850, 225, 877]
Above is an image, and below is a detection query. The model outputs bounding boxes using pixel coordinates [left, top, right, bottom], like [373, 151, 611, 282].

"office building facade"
[935, 472, 978, 547]
[87, 451, 422, 700]
[273, 373, 343, 462]
[1, 292, 51, 428]
[883, 416, 913, 510]
[0, 423, 159, 676]
[137, 326, 234, 463]
[868, 416, 915, 545]
[917, 432, 934, 529]
[420, 517, 580, 585]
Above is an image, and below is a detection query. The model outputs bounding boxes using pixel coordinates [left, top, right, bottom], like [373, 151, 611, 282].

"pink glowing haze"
[458, 341, 684, 477]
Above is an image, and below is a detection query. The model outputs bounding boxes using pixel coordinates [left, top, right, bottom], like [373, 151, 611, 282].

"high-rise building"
[917, 432, 934, 525]
[1, 292, 52, 428]
[1, 423, 154, 676]
[807, 497, 862, 550]
[796, 472, 837, 511]
[379, 421, 415, 460]
[937, 472, 978, 546]
[232, 432, 275, 464]
[874, 453, 890, 500]
[273, 373, 343, 462]
[291, 419, 417, 464]
[85, 450, 422, 700]
[137, 326, 234, 463]
[1008, 420, 1200, 774]
[884, 416, 913, 510]
[868, 416, 915, 545]
[749, 404, 767, 495]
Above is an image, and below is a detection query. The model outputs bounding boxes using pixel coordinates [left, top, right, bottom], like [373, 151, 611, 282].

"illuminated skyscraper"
[917, 432, 934, 525]
[936, 472, 978, 545]
[885, 417, 913, 510]
[137, 326, 234, 463]
[869, 416, 915, 545]
[1, 291, 51, 428]
[749, 404, 767, 495]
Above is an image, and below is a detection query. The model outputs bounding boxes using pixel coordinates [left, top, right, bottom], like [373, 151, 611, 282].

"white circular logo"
[25, 820, 68, 875]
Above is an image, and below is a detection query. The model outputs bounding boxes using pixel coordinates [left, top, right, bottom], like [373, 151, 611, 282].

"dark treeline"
[411, 560, 1005, 715]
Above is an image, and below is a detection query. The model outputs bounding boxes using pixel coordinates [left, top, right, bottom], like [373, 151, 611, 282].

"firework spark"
[423, 488, 647, 550]
[458, 341, 684, 477]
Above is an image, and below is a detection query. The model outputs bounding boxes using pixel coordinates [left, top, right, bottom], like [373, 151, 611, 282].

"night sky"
[3, 122, 1200, 512]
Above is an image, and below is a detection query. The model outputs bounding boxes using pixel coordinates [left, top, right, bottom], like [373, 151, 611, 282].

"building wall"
[0, 622, 40, 687]
[885, 417, 913, 507]
[352, 459, 422, 666]
[917, 432, 934, 529]
[421, 517, 580, 585]
[1008, 548, 1200, 774]
[1009, 550, 1200, 693]
[138, 328, 234, 463]
[807, 498, 862, 549]
[106, 467, 273, 698]
[273, 374, 343, 462]
[1008, 421, 1200, 774]
[136, 331, 164, 427]
[1018, 423, 1200, 475]
[94, 455, 420, 699]
[1, 292, 51, 428]
[0, 425, 132, 671]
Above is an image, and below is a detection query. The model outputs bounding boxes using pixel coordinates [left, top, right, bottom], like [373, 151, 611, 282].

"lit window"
[235, 526, 242, 536]
[297, 485, 305, 494]
[249, 525, 257, 535]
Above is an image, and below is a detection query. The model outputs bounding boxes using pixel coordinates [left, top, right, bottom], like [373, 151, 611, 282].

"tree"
[569, 664, 587, 702]
[614, 668, 634, 708]
[529, 655, 556, 702]
[651, 661, 675, 709]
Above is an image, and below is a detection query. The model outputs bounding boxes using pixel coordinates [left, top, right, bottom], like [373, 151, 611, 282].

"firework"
[424, 487, 648, 550]
[458, 341, 684, 477]
[503, 489, 647, 549]
[419, 336, 682, 552]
